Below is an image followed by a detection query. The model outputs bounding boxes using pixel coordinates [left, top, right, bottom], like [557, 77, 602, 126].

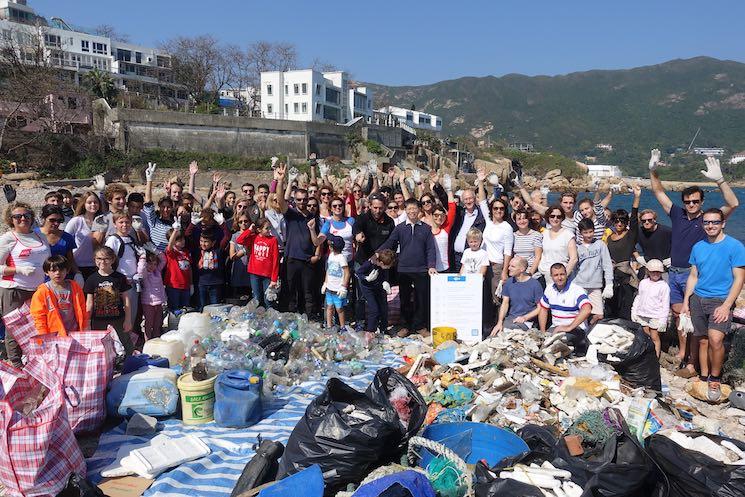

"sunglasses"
[433, 212, 445, 217]
[308, 203, 318, 208]
[320, 192, 331, 196]
[387, 205, 397, 209]
[702, 220, 723, 226]
[493, 206, 505, 211]
[11, 213, 32, 220]
[47, 218, 64, 224]
[422, 199, 433, 204]
[331, 204, 343, 208]
[683, 199, 701, 205]
[238, 219, 250, 224]
[641, 218, 656, 224]
[549, 214, 562, 219]
[294, 197, 307, 202]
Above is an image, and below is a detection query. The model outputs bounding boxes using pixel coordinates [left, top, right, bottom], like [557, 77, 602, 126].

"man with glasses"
[650, 151, 739, 374]
[682, 208, 745, 401]
[241, 183, 255, 200]
[635, 209, 671, 272]
[449, 188, 486, 273]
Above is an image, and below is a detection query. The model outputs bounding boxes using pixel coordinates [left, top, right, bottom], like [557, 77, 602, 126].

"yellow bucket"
[177, 373, 217, 425]
[432, 327, 457, 348]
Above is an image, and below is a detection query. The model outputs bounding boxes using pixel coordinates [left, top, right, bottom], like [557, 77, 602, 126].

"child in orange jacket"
[30, 255, 89, 335]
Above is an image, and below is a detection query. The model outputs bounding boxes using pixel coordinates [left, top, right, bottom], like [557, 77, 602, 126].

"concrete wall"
[106, 108, 411, 162]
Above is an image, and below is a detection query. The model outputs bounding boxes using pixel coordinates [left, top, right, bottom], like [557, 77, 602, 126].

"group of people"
[0, 151, 742, 400]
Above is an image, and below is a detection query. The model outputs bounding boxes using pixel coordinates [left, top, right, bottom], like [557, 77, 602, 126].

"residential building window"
[315, 84, 321, 95]
[266, 84, 273, 96]
[294, 84, 299, 95]
[294, 102, 299, 113]
[301, 102, 307, 113]
[135, 52, 142, 64]
[44, 34, 61, 47]
[267, 104, 273, 114]
[285, 104, 288, 114]
[315, 103, 321, 114]
[81, 40, 89, 52]
[406, 112, 413, 122]
[302, 83, 307, 94]
[325, 87, 340, 104]
[284, 85, 288, 95]
[93, 42, 107, 55]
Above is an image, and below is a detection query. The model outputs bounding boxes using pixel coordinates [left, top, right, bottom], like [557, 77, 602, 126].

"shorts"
[586, 288, 603, 316]
[325, 291, 348, 309]
[668, 269, 690, 305]
[633, 314, 664, 331]
[690, 293, 732, 337]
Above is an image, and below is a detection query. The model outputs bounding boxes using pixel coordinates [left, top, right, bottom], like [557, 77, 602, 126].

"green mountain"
[368, 57, 745, 178]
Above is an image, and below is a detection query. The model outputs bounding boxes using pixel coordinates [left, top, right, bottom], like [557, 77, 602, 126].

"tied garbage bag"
[230, 439, 284, 497]
[592, 318, 661, 391]
[473, 462, 544, 497]
[279, 368, 425, 495]
[647, 433, 745, 497]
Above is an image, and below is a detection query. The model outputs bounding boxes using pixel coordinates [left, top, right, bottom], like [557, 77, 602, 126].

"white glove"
[495, 280, 503, 298]
[487, 172, 500, 186]
[678, 314, 694, 334]
[15, 264, 35, 276]
[635, 255, 647, 267]
[270, 156, 279, 168]
[358, 165, 368, 179]
[318, 162, 329, 178]
[657, 319, 667, 334]
[365, 268, 379, 282]
[513, 175, 523, 188]
[73, 272, 85, 288]
[320, 283, 326, 295]
[602, 285, 614, 299]
[405, 177, 415, 192]
[142, 241, 157, 254]
[131, 216, 143, 231]
[411, 169, 421, 184]
[288, 167, 299, 182]
[662, 258, 671, 269]
[610, 184, 621, 193]
[133, 244, 145, 258]
[337, 287, 348, 299]
[442, 174, 453, 192]
[172, 219, 182, 231]
[648, 149, 661, 171]
[92, 214, 109, 232]
[701, 156, 723, 182]
[631, 313, 640, 324]
[592, 178, 601, 190]
[93, 174, 106, 192]
[214, 212, 225, 225]
[368, 159, 377, 170]
[145, 162, 157, 182]
[191, 212, 201, 225]
[382, 281, 391, 295]
[349, 168, 359, 183]
[540, 185, 550, 197]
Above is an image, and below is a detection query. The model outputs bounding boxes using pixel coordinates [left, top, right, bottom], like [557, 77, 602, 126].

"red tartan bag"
[0, 358, 86, 497]
[5, 304, 116, 433]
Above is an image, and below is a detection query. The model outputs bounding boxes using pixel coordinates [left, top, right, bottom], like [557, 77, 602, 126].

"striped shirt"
[573, 201, 606, 243]
[143, 203, 174, 251]
[513, 229, 542, 266]
[540, 280, 591, 330]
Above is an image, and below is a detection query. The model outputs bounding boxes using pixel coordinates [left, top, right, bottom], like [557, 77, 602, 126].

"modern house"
[376, 105, 442, 133]
[692, 147, 725, 156]
[586, 164, 622, 178]
[260, 69, 373, 124]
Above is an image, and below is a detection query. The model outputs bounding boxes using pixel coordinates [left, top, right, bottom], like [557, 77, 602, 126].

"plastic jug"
[106, 366, 179, 417]
[178, 312, 213, 339]
[143, 338, 185, 367]
[214, 370, 263, 428]
[121, 354, 170, 374]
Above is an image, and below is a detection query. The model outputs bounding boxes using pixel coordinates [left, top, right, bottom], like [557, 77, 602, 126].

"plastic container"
[202, 304, 233, 317]
[432, 327, 457, 348]
[106, 366, 179, 417]
[214, 370, 263, 428]
[178, 312, 213, 340]
[419, 421, 529, 468]
[177, 372, 217, 425]
[143, 338, 185, 367]
[121, 354, 170, 374]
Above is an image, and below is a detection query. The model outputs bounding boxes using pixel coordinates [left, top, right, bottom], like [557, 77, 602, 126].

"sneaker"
[396, 327, 411, 338]
[416, 328, 429, 337]
[707, 377, 722, 402]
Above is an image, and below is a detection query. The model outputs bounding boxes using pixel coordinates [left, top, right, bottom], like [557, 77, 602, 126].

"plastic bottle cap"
[249, 376, 260, 384]
[194, 340, 199, 344]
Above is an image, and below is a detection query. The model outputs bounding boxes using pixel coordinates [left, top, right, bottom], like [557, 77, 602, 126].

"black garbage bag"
[230, 438, 284, 497]
[278, 368, 424, 495]
[592, 318, 662, 391]
[549, 409, 666, 497]
[56, 474, 106, 497]
[366, 367, 426, 440]
[473, 461, 544, 497]
[257, 333, 291, 362]
[647, 433, 745, 497]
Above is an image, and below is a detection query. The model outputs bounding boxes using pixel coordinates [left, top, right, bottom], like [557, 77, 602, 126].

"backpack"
[111, 232, 141, 259]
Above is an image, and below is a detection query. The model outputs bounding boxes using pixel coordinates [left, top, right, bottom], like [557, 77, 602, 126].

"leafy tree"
[83, 68, 117, 103]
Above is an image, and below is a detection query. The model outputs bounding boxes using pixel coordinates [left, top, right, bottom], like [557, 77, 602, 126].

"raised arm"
[518, 185, 548, 215]
[276, 164, 289, 214]
[144, 162, 156, 204]
[187, 161, 198, 195]
[309, 154, 317, 184]
[399, 170, 412, 200]
[701, 156, 740, 218]
[476, 168, 487, 203]
[648, 149, 673, 215]
[565, 238, 578, 275]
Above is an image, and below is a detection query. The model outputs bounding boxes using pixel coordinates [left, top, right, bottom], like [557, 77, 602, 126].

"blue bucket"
[419, 422, 529, 468]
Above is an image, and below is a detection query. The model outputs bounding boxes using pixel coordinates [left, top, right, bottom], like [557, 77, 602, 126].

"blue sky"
[31, 0, 745, 86]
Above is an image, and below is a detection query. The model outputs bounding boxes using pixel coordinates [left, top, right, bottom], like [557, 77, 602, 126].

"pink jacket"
[137, 253, 167, 306]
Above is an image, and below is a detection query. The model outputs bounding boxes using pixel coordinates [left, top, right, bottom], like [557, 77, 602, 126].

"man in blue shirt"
[379, 198, 437, 337]
[683, 208, 745, 402]
[649, 151, 739, 372]
[491, 256, 543, 335]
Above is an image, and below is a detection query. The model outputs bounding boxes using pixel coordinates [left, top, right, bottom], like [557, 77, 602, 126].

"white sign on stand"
[430, 274, 483, 344]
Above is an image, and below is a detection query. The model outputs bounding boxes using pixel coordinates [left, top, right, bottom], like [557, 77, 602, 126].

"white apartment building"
[729, 151, 745, 165]
[0, 0, 186, 104]
[377, 105, 442, 133]
[692, 147, 725, 156]
[586, 164, 622, 178]
[260, 69, 373, 124]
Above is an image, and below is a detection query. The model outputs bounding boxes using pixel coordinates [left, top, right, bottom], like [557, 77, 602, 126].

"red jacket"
[236, 231, 280, 282]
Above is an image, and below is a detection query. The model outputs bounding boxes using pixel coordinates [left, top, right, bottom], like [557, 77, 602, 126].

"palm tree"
[83, 69, 118, 103]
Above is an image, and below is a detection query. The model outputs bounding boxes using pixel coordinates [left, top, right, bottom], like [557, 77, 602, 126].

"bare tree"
[160, 35, 233, 106]
[311, 58, 339, 72]
[244, 41, 298, 87]
[93, 24, 131, 43]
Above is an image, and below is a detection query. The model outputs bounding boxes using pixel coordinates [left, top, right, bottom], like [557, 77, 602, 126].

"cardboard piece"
[98, 476, 153, 497]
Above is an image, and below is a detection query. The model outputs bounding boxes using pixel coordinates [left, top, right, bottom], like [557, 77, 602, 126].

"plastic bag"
[57, 473, 107, 497]
[647, 433, 745, 497]
[593, 318, 661, 391]
[366, 367, 426, 439]
[279, 368, 424, 494]
[473, 462, 543, 497]
[230, 439, 284, 497]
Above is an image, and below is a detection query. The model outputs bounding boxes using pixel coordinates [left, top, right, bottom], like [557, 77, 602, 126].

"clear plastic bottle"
[189, 340, 206, 370]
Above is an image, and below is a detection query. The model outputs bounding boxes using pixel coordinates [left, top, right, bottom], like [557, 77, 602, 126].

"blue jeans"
[250, 274, 271, 308]
[166, 287, 191, 310]
[198, 284, 223, 311]
[358, 283, 388, 333]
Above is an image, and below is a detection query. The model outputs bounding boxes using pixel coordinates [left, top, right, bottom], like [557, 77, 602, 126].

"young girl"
[236, 218, 280, 309]
[196, 232, 225, 310]
[459, 228, 489, 276]
[30, 255, 88, 335]
[321, 235, 350, 330]
[355, 249, 396, 334]
[84, 246, 134, 355]
[137, 250, 166, 341]
[164, 226, 192, 310]
[631, 259, 670, 358]
[229, 214, 253, 299]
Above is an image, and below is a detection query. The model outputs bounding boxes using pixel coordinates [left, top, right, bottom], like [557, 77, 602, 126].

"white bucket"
[143, 338, 185, 367]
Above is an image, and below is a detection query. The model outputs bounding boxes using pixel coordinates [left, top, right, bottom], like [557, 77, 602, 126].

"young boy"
[322, 235, 350, 330]
[84, 246, 134, 355]
[30, 255, 88, 335]
[196, 232, 225, 310]
[356, 249, 396, 334]
[573, 218, 614, 324]
[459, 227, 489, 276]
[165, 227, 192, 310]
